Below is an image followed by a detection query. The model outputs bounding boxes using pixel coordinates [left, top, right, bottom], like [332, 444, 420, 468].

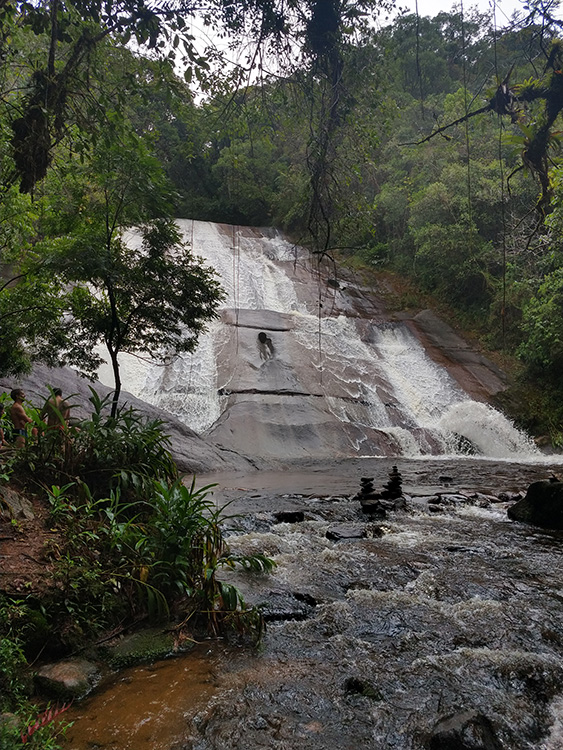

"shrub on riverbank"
[0, 391, 274, 745]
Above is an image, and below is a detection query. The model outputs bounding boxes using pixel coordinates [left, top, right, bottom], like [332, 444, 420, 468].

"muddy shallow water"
[63, 457, 563, 750]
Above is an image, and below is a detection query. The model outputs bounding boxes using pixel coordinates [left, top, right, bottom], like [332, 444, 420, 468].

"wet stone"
[258, 590, 317, 621]
[497, 491, 523, 503]
[428, 710, 502, 750]
[34, 658, 101, 700]
[273, 510, 305, 524]
[439, 494, 469, 505]
[360, 500, 387, 518]
[326, 524, 367, 541]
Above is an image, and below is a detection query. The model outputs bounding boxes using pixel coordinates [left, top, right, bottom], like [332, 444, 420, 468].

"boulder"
[428, 710, 502, 750]
[507, 480, 563, 529]
[34, 658, 101, 700]
[0, 486, 34, 520]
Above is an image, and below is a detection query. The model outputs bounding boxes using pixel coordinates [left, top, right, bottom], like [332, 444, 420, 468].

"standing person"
[41, 388, 70, 429]
[9, 388, 33, 448]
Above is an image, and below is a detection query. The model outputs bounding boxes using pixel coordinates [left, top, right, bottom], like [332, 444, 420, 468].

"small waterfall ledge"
[97, 220, 538, 461]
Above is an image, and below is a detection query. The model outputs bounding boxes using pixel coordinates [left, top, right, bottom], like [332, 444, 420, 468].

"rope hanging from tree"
[491, 0, 508, 346]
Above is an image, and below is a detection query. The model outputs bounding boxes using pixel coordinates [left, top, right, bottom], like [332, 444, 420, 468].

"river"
[62, 456, 563, 750]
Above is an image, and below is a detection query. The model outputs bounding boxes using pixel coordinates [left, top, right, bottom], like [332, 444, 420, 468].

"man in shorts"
[10, 388, 33, 448]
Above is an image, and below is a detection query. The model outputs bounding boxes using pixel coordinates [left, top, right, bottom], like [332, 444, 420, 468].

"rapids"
[63, 458, 563, 750]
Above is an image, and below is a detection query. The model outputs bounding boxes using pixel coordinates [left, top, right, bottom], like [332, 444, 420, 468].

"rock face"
[0, 365, 259, 475]
[508, 479, 563, 529]
[83, 221, 522, 462]
[1, 223, 529, 465]
[409, 310, 507, 402]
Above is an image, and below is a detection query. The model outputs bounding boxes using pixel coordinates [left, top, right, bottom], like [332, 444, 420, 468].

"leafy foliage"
[11, 389, 178, 500]
[5, 392, 274, 649]
[43, 475, 274, 642]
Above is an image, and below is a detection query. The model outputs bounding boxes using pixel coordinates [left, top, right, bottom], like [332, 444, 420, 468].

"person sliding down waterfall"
[258, 331, 275, 360]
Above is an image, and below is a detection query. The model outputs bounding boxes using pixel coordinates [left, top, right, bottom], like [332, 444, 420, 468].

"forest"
[2, 0, 563, 441]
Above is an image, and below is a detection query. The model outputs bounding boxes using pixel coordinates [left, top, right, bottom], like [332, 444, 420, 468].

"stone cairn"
[355, 466, 405, 517]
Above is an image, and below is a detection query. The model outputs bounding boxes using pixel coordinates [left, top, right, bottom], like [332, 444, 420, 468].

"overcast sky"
[393, 0, 560, 22]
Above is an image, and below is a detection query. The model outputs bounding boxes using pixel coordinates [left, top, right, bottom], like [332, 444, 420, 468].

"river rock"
[258, 590, 317, 621]
[428, 710, 502, 749]
[273, 510, 304, 524]
[437, 494, 469, 505]
[34, 658, 101, 700]
[326, 524, 367, 540]
[508, 480, 563, 529]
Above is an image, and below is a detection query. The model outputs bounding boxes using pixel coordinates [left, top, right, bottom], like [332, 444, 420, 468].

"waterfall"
[97, 220, 538, 460]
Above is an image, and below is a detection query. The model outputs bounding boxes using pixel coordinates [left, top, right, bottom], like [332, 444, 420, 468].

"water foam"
[97, 220, 540, 461]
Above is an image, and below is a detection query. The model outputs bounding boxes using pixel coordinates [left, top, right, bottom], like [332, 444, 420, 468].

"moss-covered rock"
[101, 628, 192, 670]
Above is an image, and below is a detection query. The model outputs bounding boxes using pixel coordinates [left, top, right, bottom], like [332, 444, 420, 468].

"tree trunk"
[108, 347, 121, 418]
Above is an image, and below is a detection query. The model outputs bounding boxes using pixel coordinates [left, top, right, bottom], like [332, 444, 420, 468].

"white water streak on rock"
[97, 220, 538, 459]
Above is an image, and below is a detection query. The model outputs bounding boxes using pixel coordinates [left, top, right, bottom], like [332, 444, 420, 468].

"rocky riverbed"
[60, 456, 563, 750]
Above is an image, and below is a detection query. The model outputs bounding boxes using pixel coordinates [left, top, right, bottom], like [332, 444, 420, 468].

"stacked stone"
[356, 467, 406, 517]
[381, 465, 403, 500]
[355, 476, 387, 518]
[359, 476, 375, 497]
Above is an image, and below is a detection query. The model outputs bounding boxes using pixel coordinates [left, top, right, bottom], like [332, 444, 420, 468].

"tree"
[43, 132, 224, 416]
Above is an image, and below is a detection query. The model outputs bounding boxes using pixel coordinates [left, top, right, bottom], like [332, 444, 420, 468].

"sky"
[396, 0, 560, 22]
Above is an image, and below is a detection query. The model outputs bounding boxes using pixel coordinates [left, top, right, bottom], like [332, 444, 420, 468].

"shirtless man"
[41, 388, 70, 428]
[10, 388, 33, 448]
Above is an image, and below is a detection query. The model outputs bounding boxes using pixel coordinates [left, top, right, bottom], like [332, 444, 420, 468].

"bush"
[44, 477, 274, 640]
[10, 389, 178, 503]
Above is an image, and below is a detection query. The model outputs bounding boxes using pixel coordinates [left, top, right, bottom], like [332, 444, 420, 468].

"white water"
[97, 220, 538, 460]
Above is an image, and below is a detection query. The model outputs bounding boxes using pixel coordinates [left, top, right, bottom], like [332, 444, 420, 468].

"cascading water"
[97, 220, 536, 460]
